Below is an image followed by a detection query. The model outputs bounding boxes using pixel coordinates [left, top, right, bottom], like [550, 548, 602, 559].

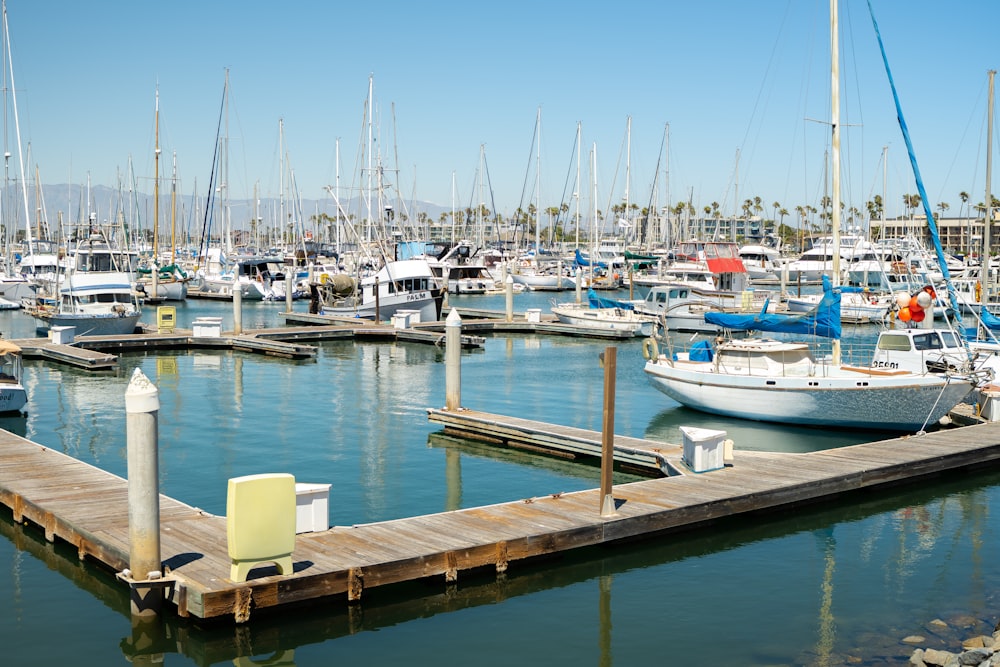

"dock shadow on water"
[2, 451, 999, 666]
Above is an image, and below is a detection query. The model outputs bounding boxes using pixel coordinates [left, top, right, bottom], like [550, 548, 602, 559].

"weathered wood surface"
[3, 417, 1000, 623]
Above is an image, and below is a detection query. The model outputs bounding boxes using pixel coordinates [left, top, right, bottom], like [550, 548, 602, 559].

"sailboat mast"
[534, 106, 541, 260]
[830, 0, 842, 364]
[981, 69, 995, 302]
[3, 0, 33, 257]
[153, 88, 160, 262]
[170, 151, 177, 266]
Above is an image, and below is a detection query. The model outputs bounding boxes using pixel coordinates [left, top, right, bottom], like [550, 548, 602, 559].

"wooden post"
[600, 347, 617, 517]
[445, 309, 462, 411]
[233, 282, 242, 335]
[505, 274, 514, 323]
[125, 368, 163, 617]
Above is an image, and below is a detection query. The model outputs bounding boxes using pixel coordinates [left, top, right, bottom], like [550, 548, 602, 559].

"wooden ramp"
[3, 419, 1000, 623]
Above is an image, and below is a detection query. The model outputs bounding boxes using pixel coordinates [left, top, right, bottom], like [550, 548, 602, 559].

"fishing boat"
[641, 0, 980, 433]
[0, 340, 26, 413]
[315, 257, 443, 323]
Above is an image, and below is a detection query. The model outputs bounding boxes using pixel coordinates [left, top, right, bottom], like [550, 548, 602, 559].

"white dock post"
[505, 274, 514, 323]
[285, 271, 294, 313]
[600, 347, 617, 517]
[124, 368, 163, 617]
[445, 309, 462, 411]
[575, 267, 583, 303]
[233, 283, 243, 335]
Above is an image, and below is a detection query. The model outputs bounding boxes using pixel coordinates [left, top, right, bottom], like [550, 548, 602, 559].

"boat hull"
[643, 358, 974, 431]
[32, 312, 141, 336]
[550, 305, 652, 336]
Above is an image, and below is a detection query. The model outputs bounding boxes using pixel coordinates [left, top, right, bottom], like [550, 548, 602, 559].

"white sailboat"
[641, 0, 979, 433]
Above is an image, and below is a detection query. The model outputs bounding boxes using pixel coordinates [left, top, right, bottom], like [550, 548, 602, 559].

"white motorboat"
[0, 340, 27, 414]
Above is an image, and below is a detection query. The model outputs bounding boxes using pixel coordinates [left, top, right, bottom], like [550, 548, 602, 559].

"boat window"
[877, 334, 912, 351]
[939, 331, 960, 348]
[912, 333, 942, 351]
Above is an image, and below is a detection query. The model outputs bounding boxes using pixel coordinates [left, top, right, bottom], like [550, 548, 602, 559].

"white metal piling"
[445, 309, 462, 411]
[505, 275, 514, 323]
[286, 271, 293, 313]
[124, 368, 164, 617]
[233, 283, 243, 335]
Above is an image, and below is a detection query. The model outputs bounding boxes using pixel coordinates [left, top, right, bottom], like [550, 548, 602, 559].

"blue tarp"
[704, 275, 842, 339]
[587, 288, 634, 310]
[980, 306, 1000, 330]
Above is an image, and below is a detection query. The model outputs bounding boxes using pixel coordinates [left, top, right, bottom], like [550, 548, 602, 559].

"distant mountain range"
[3, 184, 453, 238]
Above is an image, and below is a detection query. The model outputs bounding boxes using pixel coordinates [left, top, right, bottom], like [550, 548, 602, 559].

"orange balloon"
[908, 295, 923, 313]
[899, 307, 912, 322]
[911, 308, 926, 323]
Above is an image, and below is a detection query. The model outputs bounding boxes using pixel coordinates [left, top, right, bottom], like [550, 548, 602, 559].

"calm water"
[0, 291, 997, 666]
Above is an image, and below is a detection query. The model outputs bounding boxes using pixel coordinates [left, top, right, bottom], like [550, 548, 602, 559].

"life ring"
[641, 337, 659, 360]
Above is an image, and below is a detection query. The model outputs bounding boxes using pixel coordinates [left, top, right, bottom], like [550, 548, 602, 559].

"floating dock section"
[3, 413, 1000, 623]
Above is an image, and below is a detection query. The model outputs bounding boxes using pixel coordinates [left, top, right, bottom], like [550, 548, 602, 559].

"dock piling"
[505, 275, 514, 323]
[233, 283, 243, 335]
[285, 272, 293, 313]
[600, 347, 617, 517]
[124, 368, 166, 617]
[445, 309, 462, 411]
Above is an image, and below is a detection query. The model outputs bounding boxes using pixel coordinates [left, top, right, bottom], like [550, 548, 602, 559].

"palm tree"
[936, 201, 950, 221]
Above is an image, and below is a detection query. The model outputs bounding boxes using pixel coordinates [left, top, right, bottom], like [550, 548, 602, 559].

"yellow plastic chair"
[227, 473, 296, 582]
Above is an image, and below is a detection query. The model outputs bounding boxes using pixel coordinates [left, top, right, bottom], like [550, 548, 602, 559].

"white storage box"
[399, 308, 420, 325]
[295, 482, 331, 533]
[49, 326, 76, 345]
[680, 426, 727, 473]
[525, 308, 542, 323]
[980, 386, 1000, 421]
[392, 311, 412, 329]
[192, 317, 223, 337]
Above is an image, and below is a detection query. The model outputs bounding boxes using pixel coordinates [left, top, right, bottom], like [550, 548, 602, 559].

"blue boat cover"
[980, 306, 1000, 330]
[574, 248, 607, 269]
[587, 288, 634, 310]
[704, 275, 842, 339]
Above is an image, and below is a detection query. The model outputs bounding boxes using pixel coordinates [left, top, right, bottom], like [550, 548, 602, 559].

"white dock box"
[192, 317, 223, 337]
[981, 386, 1000, 421]
[392, 309, 421, 329]
[392, 311, 412, 329]
[49, 326, 76, 345]
[525, 308, 542, 323]
[680, 426, 727, 473]
[295, 482, 331, 533]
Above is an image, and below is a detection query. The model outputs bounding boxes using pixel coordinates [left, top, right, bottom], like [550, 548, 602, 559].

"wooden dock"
[10, 323, 487, 370]
[3, 410, 1000, 624]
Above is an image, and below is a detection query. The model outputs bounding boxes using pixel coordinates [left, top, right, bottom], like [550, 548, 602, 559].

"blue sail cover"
[574, 248, 607, 269]
[980, 306, 1000, 330]
[587, 288, 634, 310]
[704, 275, 842, 338]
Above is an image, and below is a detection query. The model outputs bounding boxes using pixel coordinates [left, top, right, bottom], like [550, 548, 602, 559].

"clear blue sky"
[5, 0, 999, 225]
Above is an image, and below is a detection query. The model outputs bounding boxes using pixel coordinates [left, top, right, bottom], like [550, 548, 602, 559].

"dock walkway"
[3, 411, 1000, 623]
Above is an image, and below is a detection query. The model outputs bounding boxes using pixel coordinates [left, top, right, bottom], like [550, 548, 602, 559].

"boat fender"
[641, 337, 659, 360]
